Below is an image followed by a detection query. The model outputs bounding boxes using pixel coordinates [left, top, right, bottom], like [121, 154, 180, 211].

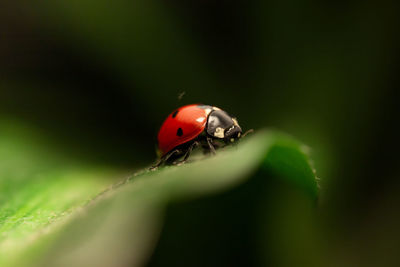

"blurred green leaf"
[0, 118, 117, 265]
[0, 121, 318, 266]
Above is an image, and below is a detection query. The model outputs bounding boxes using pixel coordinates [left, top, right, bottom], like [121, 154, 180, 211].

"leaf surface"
[0, 120, 317, 266]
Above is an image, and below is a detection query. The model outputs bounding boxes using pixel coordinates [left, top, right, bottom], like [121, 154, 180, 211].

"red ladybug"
[151, 104, 245, 168]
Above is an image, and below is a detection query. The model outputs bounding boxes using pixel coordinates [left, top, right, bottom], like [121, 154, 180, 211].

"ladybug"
[151, 104, 248, 169]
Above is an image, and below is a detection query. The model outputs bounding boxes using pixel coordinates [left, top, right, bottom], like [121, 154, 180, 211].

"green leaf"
[0, 119, 318, 267]
[0, 118, 117, 265]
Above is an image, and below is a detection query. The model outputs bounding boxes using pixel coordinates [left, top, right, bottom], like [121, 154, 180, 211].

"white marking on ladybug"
[204, 108, 212, 115]
[224, 125, 235, 136]
[196, 117, 206, 123]
[214, 127, 225, 138]
[213, 107, 221, 111]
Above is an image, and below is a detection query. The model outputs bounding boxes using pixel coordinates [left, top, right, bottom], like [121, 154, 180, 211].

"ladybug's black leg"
[149, 149, 181, 170]
[206, 137, 216, 155]
[173, 141, 199, 165]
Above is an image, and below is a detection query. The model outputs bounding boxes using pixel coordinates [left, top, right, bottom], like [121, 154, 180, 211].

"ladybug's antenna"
[241, 129, 254, 138]
[178, 91, 186, 100]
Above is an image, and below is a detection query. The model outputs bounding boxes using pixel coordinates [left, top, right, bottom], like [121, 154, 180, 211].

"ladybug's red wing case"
[157, 104, 208, 156]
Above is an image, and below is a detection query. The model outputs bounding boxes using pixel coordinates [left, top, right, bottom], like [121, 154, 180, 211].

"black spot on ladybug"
[177, 128, 183, 136]
[172, 110, 179, 118]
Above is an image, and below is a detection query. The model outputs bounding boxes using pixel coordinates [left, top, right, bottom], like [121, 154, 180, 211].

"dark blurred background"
[1, 0, 399, 265]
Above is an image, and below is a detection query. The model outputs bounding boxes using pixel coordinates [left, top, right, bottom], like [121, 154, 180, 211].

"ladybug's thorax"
[206, 109, 242, 142]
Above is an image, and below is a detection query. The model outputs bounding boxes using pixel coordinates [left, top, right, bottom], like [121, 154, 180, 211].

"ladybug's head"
[206, 109, 242, 143]
[224, 119, 242, 143]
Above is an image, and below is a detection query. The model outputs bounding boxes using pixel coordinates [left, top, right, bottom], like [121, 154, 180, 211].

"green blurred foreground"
[0, 119, 318, 267]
